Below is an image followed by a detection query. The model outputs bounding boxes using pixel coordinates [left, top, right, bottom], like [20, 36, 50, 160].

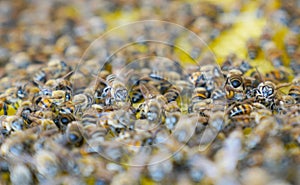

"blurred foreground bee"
[34, 149, 61, 179]
[66, 122, 84, 147]
[0, 115, 25, 136]
[9, 163, 33, 185]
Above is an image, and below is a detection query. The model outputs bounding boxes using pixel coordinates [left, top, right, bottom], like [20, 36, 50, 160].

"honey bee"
[139, 98, 164, 123]
[164, 111, 181, 132]
[263, 42, 284, 67]
[72, 92, 93, 115]
[284, 32, 299, 57]
[84, 124, 107, 142]
[44, 76, 73, 93]
[148, 73, 173, 94]
[9, 163, 33, 185]
[265, 67, 290, 84]
[189, 64, 222, 91]
[33, 70, 48, 84]
[211, 88, 226, 100]
[243, 77, 257, 99]
[0, 99, 20, 116]
[0, 116, 25, 135]
[80, 107, 100, 126]
[1, 131, 37, 159]
[191, 87, 209, 103]
[33, 95, 54, 110]
[288, 80, 300, 103]
[34, 149, 61, 178]
[47, 59, 72, 79]
[254, 81, 279, 109]
[50, 90, 72, 106]
[130, 85, 144, 104]
[163, 85, 181, 103]
[66, 122, 84, 147]
[225, 69, 245, 101]
[106, 74, 128, 103]
[246, 38, 260, 60]
[53, 108, 76, 131]
[228, 103, 253, 118]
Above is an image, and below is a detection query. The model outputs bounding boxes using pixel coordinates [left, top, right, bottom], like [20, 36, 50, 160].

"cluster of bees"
[0, 55, 299, 184]
[0, 0, 300, 185]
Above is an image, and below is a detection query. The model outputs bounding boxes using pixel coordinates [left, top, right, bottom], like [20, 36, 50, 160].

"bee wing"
[139, 83, 159, 100]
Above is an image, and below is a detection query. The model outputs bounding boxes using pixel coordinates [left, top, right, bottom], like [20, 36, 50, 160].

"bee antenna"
[61, 70, 74, 80]
[255, 66, 264, 83]
[276, 82, 292, 90]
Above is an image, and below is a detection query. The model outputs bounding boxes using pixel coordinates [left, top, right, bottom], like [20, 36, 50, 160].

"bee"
[243, 77, 257, 98]
[148, 73, 173, 94]
[84, 124, 107, 142]
[191, 87, 209, 103]
[44, 77, 73, 93]
[254, 81, 289, 109]
[164, 111, 181, 132]
[53, 108, 76, 131]
[0, 116, 25, 135]
[33, 95, 54, 110]
[189, 65, 222, 89]
[284, 32, 299, 57]
[34, 149, 61, 178]
[0, 99, 20, 116]
[1, 130, 37, 159]
[106, 74, 128, 103]
[139, 98, 164, 123]
[47, 59, 72, 79]
[228, 103, 253, 118]
[288, 79, 300, 103]
[246, 38, 260, 60]
[147, 152, 173, 182]
[263, 42, 284, 67]
[9, 163, 33, 185]
[50, 90, 72, 106]
[265, 67, 290, 84]
[225, 69, 245, 101]
[72, 92, 93, 115]
[80, 107, 100, 126]
[163, 85, 181, 103]
[130, 85, 144, 104]
[33, 70, 48, 84]
[106, 109, 134, 137]
[66, 122, 84, 147]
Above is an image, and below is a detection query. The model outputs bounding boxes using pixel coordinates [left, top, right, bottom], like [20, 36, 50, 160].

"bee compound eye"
[231, 79, 241, 88]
